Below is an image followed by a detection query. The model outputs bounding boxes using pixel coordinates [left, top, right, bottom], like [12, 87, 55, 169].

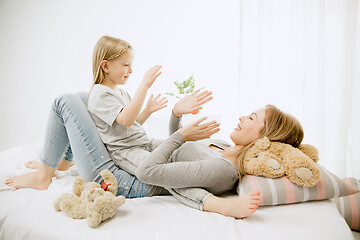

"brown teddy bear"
[244, 137, 321, 187]
[54, 169, 125, 228]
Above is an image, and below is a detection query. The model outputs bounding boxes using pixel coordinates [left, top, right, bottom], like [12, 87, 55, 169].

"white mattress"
[0, 142, 356, 240]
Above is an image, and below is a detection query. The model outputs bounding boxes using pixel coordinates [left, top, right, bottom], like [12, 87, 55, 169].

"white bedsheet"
[0, 142, 356, 240]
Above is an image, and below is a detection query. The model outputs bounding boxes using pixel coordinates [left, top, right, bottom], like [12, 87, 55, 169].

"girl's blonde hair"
[86, 35, 132, 104]
[236, 104, 304, 180]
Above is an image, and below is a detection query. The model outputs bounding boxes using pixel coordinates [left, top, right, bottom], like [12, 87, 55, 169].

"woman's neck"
[220, 145, 244, 164]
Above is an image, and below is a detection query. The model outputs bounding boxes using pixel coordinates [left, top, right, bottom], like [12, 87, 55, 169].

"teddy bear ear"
[298, 144, 319, 162]
[255, 137, 270, 150]
[73, 176, 85, 197]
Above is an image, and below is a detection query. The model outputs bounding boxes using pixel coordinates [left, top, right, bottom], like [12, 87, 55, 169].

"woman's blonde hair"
[86, 35, 132, 104]
[236, 104, 304, 180]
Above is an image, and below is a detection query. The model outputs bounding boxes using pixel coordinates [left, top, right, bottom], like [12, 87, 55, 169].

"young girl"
[86, 36, 168, 178]
[85, 35, 223, 197]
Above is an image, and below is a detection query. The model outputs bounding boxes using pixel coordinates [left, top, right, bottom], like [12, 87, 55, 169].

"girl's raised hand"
[173, 90, 213, 117]
[178, 117, 220, 141]
[142, 65, 162, 89]
[145, 94, 168, 114]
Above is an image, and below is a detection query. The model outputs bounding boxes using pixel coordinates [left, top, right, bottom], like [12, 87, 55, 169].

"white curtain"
[237, 0, 360, 178]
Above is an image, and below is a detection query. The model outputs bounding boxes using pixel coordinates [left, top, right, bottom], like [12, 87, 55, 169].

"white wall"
[0, 0, 240, 151]
[1, 0, 359, 179]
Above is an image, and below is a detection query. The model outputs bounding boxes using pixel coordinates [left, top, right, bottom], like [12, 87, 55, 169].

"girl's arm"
[137, 108, 151, 125]
[137, 94, 168, 125]
[115, 65, 162, 127]
[138, 89, 213, 127]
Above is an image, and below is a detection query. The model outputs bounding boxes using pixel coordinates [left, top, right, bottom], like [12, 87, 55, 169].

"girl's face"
[230, 108, 266, 146]
[106, 49, 134, 85]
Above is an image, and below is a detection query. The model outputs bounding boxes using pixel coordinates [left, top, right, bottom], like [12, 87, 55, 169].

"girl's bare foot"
[25, 160, 42, 170]
[5, 171, 53, 190]
[223, 190, 261, 219]
[25, 159, 72, 171]
[5, 162, 56, 190]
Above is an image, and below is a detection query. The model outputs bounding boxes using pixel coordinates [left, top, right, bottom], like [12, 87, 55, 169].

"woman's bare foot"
[222, 190, 261, 219]
[203, 189, 261, 219]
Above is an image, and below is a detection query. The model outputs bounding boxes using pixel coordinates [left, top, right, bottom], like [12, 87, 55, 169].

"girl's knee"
[54, 93, 77, 107]
[53, 93, 85, 114]
[74, 91, 87, 104]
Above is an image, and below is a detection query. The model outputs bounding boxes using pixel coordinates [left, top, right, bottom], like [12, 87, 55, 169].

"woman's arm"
[172, 89, 213, 118]
[134, 131, 204, 188]
[169, 110, 183, 135]
[135, 120, 223, 189]
[168, 89, 213, 134]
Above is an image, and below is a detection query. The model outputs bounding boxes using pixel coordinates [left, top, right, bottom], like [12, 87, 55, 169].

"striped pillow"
[237, 164, 359, 206]
[333, 191, 360, 231]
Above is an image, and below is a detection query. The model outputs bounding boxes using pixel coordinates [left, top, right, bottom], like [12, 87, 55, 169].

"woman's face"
[230, 107, 266, 146]
[106, 49, 134, 85]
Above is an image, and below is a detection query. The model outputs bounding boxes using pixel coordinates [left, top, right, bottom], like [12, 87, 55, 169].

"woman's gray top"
[135, 112, 239, 210]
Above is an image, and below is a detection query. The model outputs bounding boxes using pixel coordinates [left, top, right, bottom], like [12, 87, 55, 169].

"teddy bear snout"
[294, 167, 313, 181]
[266, 158, 281, 170]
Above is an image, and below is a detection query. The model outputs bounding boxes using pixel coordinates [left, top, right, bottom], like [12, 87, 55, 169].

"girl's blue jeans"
[40, 92, 148, 198]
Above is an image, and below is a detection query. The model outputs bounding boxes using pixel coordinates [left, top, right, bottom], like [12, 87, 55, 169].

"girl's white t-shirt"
[86, 84, 150, 153]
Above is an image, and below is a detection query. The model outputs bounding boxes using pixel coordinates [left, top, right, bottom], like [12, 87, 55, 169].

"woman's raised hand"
[178, 117, 220, 141]
[142, 65, 162, 89]
[172, 89, 213, 117]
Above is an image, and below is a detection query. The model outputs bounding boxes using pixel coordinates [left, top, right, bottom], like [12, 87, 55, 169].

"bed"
[0, 141, 358, 240]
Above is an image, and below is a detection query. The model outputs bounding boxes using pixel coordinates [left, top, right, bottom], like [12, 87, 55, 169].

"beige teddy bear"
[244, 137, 321, 187]
[54, 169, 125, 227]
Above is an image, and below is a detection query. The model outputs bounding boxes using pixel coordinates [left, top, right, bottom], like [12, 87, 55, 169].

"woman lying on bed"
[5, 89, 303, 219]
